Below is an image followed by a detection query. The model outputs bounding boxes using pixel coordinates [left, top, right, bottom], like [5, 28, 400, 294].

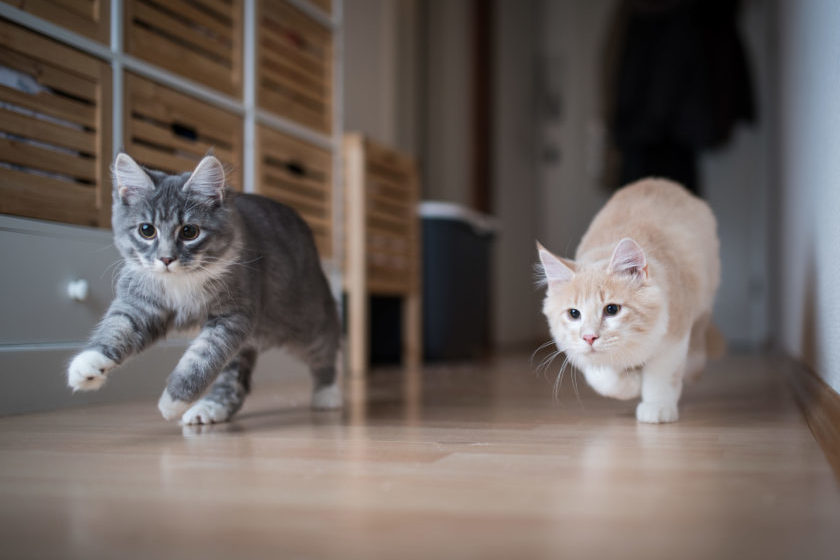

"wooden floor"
[0, 353, 838, 559]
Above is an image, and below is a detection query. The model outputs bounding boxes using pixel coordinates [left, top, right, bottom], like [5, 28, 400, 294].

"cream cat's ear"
[113, 153, 154, 203]
[536, 241, 575, 284]
[184, 155, 226, 204]
[609, 238, 648, 278]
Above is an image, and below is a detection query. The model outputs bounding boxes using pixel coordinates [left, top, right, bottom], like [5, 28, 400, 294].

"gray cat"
[67, 153, 342, 424]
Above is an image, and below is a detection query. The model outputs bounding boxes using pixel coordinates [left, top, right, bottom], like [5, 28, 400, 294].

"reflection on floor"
[0, 353, 838, 559]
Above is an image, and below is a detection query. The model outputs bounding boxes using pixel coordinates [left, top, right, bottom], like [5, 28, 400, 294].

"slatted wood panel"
[344, 133, 421, 374]
[124, 73, 242, 189]
[6, 0, 110, 43]
[124, 0, 243, 96]
[256, 124, 332, 258]
[308, 0, 331, 15]
[346, 137, 420, 295]
[258, 0, 332, 133]
[0, 20, 111, 227]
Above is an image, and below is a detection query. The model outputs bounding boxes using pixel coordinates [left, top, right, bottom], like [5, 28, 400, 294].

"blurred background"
[344, 0, 839, 398]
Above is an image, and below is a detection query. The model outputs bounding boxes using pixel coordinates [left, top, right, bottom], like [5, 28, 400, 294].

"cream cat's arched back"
[537, 178, 721, 423]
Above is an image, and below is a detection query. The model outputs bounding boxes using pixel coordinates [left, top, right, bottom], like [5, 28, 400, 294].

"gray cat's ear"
[537, 241, 574, 284]
[184, 156, 226, 204]
[113, 153, 154, 203]
[609, 238, 647, 278]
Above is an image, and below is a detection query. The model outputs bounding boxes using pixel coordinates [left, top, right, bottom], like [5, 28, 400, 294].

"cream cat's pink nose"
[583, 334, 598, 346]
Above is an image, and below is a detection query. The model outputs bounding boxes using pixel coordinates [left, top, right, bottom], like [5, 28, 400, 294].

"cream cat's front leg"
[583, 366, 641, 400]
[636, 334, 690, 423]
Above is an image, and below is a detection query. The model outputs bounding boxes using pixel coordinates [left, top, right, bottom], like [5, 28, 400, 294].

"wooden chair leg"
[402, 292, 422, 369]
[348, 287, 368, 378]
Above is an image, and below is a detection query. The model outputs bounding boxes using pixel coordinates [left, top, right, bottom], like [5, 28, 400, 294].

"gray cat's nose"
[160, 257, 176, 266]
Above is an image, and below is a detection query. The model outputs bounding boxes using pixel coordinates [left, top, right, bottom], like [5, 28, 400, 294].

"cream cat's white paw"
[67, 350, 116, 391]
[158, 389, 191, 421]
[312, 383, 342, 410]
[636, 402, 679, 423]
[583, 367, 641, 400]
[181, 399, 230, 425]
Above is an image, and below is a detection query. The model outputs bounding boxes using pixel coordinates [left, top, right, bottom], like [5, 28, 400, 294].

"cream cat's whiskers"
[530, 339, 559, 380]
[536, 178, 720, 423]
[552, 355, 570, 399]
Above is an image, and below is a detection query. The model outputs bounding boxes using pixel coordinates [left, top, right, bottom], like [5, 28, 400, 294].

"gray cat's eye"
[138, 223, 156, 239]
[180, 224, 200, 241]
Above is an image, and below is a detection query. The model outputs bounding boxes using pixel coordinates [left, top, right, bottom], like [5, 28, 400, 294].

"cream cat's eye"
[138, 223, 156, 239]
[568, 308, 581, 320]
[604, 304, 621, 316]
[180, 224, 200, 241]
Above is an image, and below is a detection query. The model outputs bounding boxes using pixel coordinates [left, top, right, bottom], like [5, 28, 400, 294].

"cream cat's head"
[537, 239, 667, 371]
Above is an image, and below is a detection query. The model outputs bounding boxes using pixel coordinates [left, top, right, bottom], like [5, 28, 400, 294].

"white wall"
[344, 0, 421, 153]
[701, 0, 772, 348]
[535, 0, 614, 260]
[776, 0, 840, 393]
[422, 0, 473, 205]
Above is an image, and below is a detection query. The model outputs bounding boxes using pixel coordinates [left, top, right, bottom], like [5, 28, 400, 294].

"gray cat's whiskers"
[200, 255, 263, 274]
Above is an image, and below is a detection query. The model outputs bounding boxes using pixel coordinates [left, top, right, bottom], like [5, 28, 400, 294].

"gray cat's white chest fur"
[143, 265, 232, 327]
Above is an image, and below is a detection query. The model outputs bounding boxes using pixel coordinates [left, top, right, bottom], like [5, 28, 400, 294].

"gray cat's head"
[111, 153, 235, 276]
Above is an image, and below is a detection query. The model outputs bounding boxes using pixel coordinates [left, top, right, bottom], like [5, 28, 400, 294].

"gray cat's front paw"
[158, 389, 191, 421]
[67, 350, 116, 391]
[181, 399, 230, 425]
[636, 401, 679, 423]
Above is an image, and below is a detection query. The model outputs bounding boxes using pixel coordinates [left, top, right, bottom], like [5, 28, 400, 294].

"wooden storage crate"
[258, 0, 332, 133]
[0, 19, 112, 227]
[5, 0, 110, 43]
[124, 73, 242, 189]
[344, 133, 421, 375]
[124, 0, 243, 96]
[256, 124, 332, 258]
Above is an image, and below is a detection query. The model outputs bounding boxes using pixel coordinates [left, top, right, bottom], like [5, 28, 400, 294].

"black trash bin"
[421, 202, 496, 361]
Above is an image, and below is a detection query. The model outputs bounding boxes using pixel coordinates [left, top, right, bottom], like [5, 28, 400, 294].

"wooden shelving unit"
[124, 0, 244, 97]
[0, 18, 111, 227]
[256, 123, 333, 257]
[0, 0, 344, 286]
[124, 73, 244, 190]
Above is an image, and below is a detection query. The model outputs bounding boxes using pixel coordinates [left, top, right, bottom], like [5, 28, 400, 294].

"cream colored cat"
[537, 178, 721, 423]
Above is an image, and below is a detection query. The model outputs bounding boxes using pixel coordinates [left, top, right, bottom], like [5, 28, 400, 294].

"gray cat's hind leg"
[181, 347, 257, 425]
[303, 335, 343, 410]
